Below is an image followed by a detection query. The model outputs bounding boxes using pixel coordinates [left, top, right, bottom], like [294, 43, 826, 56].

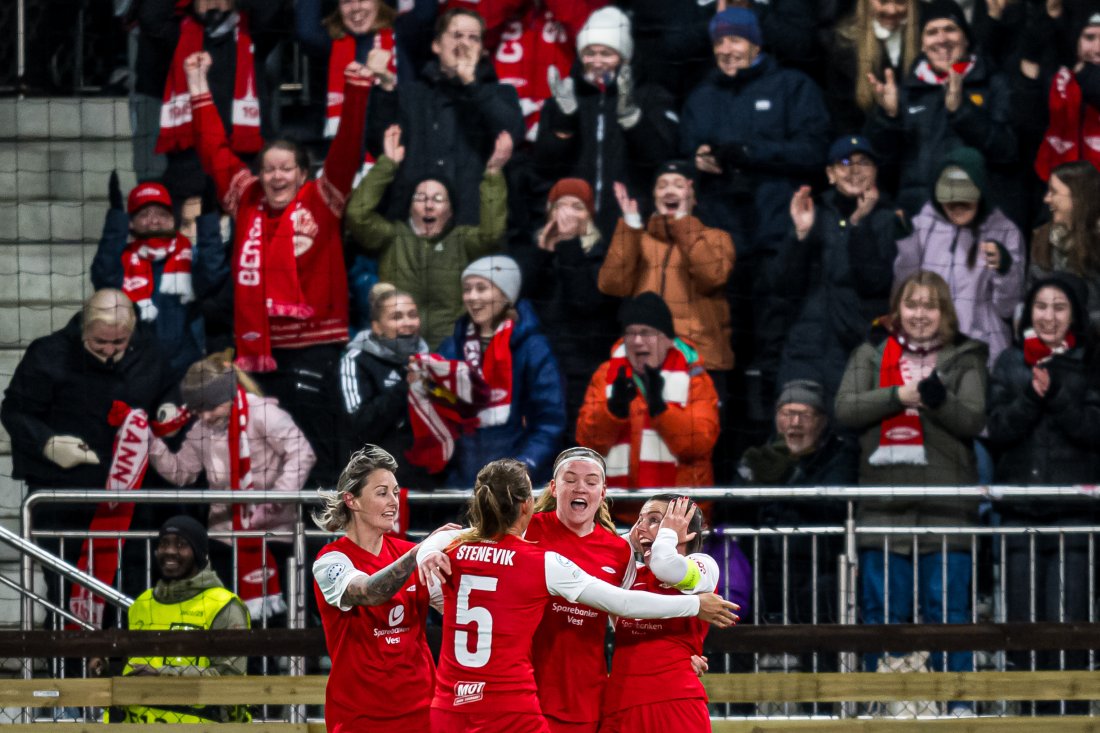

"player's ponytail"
[460, 458, 532, 544]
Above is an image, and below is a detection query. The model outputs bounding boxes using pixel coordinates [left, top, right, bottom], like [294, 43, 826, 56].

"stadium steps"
[0, 97, 133, 629]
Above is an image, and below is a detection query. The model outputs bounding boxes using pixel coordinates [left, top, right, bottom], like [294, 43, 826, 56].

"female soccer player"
[312, 445, 457, 733]
[600, 495, 721, 733]
[419, 459, 738, 733]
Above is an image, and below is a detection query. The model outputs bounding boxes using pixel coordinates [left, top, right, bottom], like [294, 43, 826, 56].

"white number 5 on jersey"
[454, 575, 498, 668]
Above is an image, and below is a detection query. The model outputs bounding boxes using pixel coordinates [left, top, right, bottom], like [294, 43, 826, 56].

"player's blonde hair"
[458, 459, 531, 545]
[313, 445, 399, 532]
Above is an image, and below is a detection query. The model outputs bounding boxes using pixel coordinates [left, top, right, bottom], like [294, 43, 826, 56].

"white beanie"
[462, 256, 523, 305]
[576, 7, 633, 61]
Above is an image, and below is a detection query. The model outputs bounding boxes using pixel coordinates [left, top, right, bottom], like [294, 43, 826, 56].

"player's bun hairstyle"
[461, 458, 531, 543]
[313, 445, 399, 532]
[651, 493, 705, 555]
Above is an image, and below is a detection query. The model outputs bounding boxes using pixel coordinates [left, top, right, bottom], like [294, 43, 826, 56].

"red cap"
[548, 178, 595, 216]
[127, 183, 173, 215]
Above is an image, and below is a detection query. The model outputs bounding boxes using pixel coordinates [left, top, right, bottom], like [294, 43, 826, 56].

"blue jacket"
[91, 210, 222, 381]
[680, 55, 829, 257]
[437, 300, 565, 487]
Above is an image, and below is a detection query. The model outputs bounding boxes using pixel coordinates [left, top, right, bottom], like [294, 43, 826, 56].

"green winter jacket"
[835, 333, 989, 552]
[345, 155, 507, 349]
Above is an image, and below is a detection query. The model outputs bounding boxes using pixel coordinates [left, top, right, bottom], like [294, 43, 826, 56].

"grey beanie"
[179, 360, 236, 413]
[462, 256, 523, 305]
[776, 379, 826, 413]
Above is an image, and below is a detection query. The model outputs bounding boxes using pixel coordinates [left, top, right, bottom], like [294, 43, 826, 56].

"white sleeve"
[544, 552, 700, 619]
[648, 528, 720, 594]
[415, 529, 463, 563]
[620, 559, 638, 589]
[312, 551, 368, 612]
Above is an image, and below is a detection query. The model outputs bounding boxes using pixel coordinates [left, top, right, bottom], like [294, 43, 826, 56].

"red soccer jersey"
[525, 511, 633, 724]
[313, 535, 434, 732]
[602, 565, 711, 715]
[433, 534, 583, 716]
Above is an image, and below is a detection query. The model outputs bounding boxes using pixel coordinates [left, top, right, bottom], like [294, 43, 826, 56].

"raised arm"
[185, 51, 252, 215]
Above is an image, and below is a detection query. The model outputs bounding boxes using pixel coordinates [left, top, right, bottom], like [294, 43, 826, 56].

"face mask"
[378, 333, 422, 361]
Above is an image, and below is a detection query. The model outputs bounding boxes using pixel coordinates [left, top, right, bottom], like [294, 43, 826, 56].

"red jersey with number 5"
[433, 534, 592, 715]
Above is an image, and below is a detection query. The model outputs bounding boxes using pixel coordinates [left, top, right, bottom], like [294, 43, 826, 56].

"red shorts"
[598, 698, 711, 733]
[546, 717, 598, 733]
[431, 708, 551, 733]
[330, 708, 430, 733]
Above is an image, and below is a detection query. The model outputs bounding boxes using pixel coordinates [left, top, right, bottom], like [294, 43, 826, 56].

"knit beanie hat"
[709, 8, 762, 47]
[548, 178, 596, 216]
[619, 292, 676, 338]
[576, 7, 633, 61]
[159, 515, 209, 569]
[462, 255, 523, 305]
[128, 182, 173, 215]
[180, 359, 237, 412]
[920, 0, 973, 47]
[776, 379, 826, 413]
[654, 159, 697, 186]
[1072, 4, 1100, 43]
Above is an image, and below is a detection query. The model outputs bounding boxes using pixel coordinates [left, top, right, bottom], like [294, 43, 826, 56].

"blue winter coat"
[437, 300, 566, 487]
[91, 209, 221, 380]
[680, 54, 829, 257]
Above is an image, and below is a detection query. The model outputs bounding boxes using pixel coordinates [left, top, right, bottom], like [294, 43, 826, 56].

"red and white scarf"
[494, 10, 574, 141]
[326, 30, 396, 138]
[603, 340, 693, 489]
[462, 319, 515, 426]
[405, 354, 481, 474]
[68, 402, 152, 629]
[228, 386, 286, 620]
[869, 336, 929, 466]
[1034, 67, 1100, 181]
[912, 56, 975, 86]
[1023, 327, 1075, 367]
[121, 235, 195, 321]
[156, 14, 262, 155]
[233, 203, 314, 373]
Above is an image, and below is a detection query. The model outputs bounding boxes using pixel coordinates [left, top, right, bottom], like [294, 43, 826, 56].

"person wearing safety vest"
[105, 515, 251, 724]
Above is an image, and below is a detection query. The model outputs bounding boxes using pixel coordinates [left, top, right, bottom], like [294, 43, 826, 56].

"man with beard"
[346, 123, 512, 349]
[103, 515, 250, 724]
[91, 176, 217, 380]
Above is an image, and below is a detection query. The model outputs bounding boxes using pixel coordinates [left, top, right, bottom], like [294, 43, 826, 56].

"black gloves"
[917, 371, 947, 409]
[642, 366, 667, 417]
[607, 366, 636, 419]
[200, 176, 221, 216]
[108, 171, 123, 211]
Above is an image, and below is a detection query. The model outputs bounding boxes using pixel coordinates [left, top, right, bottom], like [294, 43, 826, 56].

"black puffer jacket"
[769, 189, 901, 403]
[370, 58, 525, 227]
[864, 53, 1017, 219]
[987, 276, 1100, 496]
[533, 63, 677, 240]
[1, 314, 175, 490]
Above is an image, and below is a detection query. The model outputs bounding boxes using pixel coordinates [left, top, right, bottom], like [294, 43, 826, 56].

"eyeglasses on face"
[412, 193, 448, 204]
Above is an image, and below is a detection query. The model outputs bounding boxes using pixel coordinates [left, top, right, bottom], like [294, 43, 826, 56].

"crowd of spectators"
[4, 0, 1100, 684]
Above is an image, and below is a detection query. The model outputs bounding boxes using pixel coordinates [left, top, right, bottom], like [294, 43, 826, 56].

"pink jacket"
[150, 394, 315, 540]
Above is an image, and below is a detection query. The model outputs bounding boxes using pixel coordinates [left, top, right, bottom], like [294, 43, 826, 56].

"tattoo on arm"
[342, 550, 417, 607]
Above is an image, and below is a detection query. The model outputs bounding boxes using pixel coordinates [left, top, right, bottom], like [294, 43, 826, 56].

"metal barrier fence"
[5, 486, 1099, 723]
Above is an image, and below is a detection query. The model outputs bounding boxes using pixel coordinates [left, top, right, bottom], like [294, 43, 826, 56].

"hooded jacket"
[437, 300, 566, 486]
[369, 58, 525, 227]
[336, 329, 438, 489]
[680, 54, 830, 257]
[864, 53, 1017, 218]
[894, 147, 1025, 367]
[599, 214, 736, 371]
[835, 327, 988, 552]
[1, 314, 175, 490]
[987, 275, 1100, 495]
[344, 155, 507, 349]
[533, 62, 678, 240]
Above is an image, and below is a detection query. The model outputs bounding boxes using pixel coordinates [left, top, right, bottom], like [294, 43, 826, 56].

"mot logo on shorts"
[453, 681, 485, 706]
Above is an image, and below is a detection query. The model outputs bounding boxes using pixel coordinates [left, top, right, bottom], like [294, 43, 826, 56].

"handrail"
[0, 521, 132, 610]
[0, 574, 94, 630]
